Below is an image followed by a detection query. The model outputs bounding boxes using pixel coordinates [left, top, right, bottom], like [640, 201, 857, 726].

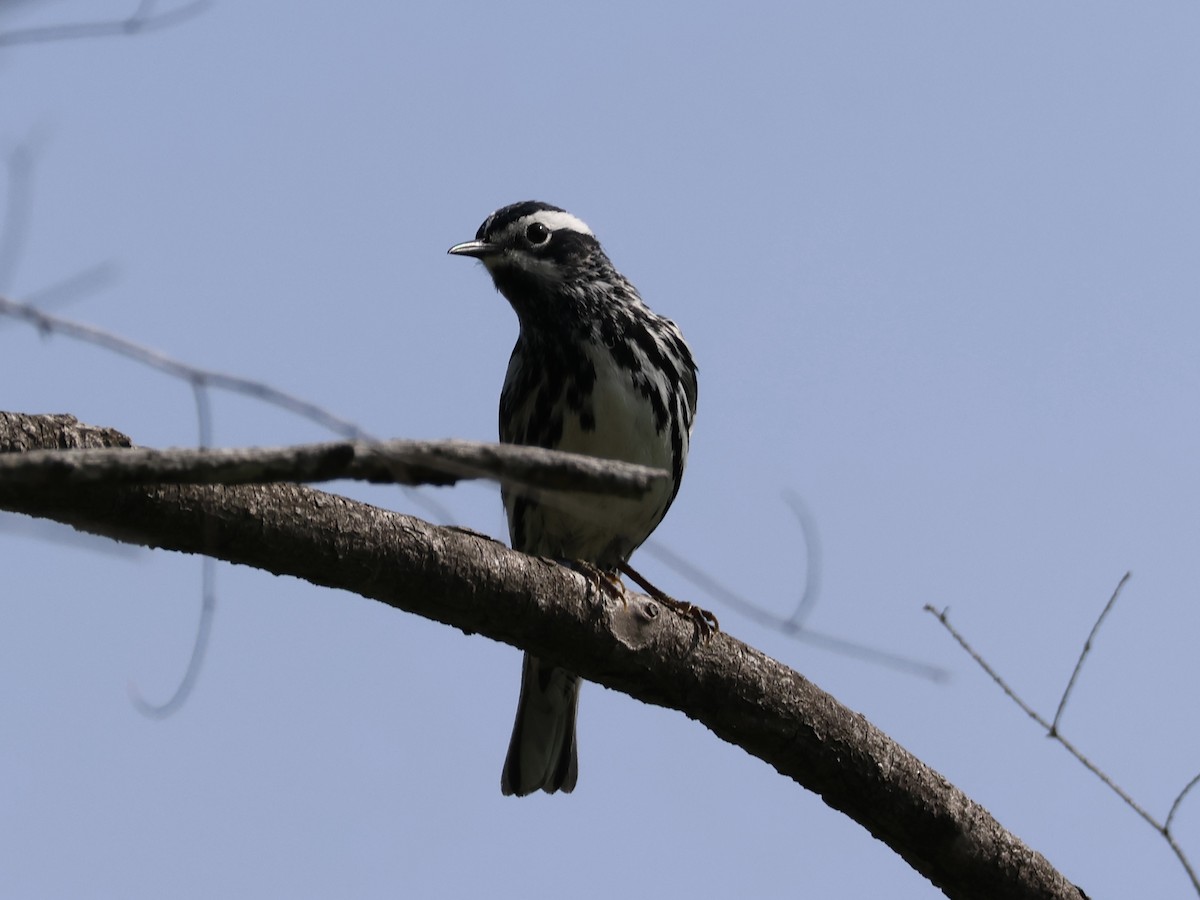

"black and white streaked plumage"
[448, 201, 699, 796]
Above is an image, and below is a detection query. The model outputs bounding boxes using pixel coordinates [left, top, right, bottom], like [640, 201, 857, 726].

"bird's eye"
[525, 222, 550, 245]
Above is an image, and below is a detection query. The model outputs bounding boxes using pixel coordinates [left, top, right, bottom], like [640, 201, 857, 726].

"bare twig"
[0, 135, 122, 312]
[1052, 571, 1130, 733]
[926, 588, 1200, 895]
[645, 538, 948, 681]
[1169, 773, 1200, 835]
[924, 606, 1048, 728]
[0, 0, 212, 48]
[20, 262, 121, 311]
[647, 490, 946, 679]
[131, 527, 216, 718]
[2, 292, 458, 523]
[130, 379, 218, 717]
[1, 295, 370, 439]
[780, 489, 822, 628]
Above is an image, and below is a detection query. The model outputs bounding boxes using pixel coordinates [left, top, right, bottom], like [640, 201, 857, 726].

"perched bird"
[449, 200, 710, 796]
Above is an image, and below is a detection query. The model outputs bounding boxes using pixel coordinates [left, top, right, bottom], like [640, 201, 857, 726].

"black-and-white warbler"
[449, 201, 713, 796]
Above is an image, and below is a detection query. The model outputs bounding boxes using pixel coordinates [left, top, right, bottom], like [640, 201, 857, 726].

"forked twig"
[925, 576, 1200, 894]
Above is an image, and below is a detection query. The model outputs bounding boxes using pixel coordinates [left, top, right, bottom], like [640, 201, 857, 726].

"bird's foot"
[618, 561, 719, 641]
[565, 559, 627, 606]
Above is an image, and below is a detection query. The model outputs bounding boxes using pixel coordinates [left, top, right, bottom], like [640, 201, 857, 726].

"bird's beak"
[447, 240, 497, 259]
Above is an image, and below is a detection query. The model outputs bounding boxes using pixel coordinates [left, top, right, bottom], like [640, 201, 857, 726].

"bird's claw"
[617, 561, 719, 643]
[654, 594, 719, 642]
[564, 559, 719, 642]
[566, 559, 627, 606]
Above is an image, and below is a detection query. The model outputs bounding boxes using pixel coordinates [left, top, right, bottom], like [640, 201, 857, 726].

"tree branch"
[0, 425, 667, 498]
[0, 412, 1087, 900]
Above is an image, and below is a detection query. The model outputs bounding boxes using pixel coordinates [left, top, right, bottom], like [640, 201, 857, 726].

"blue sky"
[4, 2, 1200, 897]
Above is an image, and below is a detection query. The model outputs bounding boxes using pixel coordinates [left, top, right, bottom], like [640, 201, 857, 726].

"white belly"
[504, 345, 684, 565]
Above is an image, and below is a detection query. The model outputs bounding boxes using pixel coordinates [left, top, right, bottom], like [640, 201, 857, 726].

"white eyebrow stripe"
[518, 209, 594, 237]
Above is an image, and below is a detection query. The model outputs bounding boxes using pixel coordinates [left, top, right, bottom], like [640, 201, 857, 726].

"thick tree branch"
[0, 412, 1087, 900]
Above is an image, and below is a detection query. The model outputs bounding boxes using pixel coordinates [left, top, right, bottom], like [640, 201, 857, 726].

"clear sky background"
[3, 2, 1200, 897]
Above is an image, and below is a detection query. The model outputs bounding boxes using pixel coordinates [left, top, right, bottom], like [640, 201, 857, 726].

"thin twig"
[1052, 571, 1131, 733]
[131, 538, 216, 718]
[2, 291, 458, 522]
[0, 295, 370, 439]
[0, 0, 212, 48]
[1169, 773, 1200, 834]
[642, 539, 948, 681]
[923, 605, 1045, 724]
[20, 262, 121, 312]
[780, 489, 822, 628]
[130, 380, 218, 718]
[647, 491, 947, 679]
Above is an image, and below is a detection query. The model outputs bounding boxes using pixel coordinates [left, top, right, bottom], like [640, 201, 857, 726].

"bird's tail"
[501, 653, 580, 796]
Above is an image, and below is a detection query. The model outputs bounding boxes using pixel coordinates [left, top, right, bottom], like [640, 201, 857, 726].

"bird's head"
[449, 201, 616, 320]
